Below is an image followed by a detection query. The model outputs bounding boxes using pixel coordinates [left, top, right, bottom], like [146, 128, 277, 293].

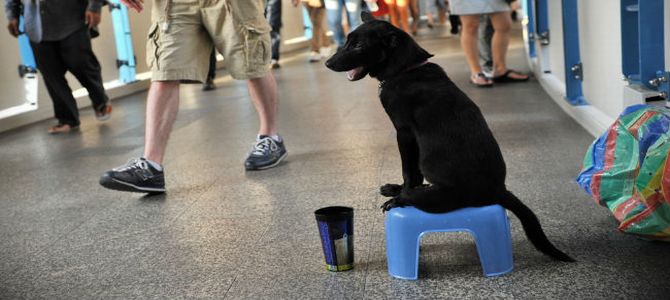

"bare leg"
[489, 12, 510, 75]
[459, 15, 482, 76]
[489, 11, 527, 79]
[144, 81, 180, 164]
[385, 0, 400, 29]
[247, 72, 278, 136]
[397, 0, 411, 33]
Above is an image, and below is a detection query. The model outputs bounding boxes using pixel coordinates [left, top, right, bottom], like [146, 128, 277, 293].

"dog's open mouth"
[346, 67, 368, 81]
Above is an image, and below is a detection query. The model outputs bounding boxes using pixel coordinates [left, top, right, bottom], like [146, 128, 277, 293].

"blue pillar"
[522, 0, 536, 58]
[109, 0, 136, 83]
[536, 0, 549, 45]
[621, 0, 666, 92]
[561, 0, 586, 105]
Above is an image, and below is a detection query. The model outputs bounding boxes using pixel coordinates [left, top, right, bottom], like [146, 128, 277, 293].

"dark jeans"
[30, 26, 108, 127]
[207, 48, 216, 81]
[265, 0, 281, 60]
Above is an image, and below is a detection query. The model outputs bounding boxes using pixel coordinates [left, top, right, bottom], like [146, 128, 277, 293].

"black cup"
[314, 206, 354, 271]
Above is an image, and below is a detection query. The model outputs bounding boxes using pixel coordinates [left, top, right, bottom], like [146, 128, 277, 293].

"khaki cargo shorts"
[147, 0, 272, 82]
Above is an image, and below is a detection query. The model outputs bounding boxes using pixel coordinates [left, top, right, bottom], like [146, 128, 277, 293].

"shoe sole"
[245, 152, 287, 171]
[100, 177, 166, 193]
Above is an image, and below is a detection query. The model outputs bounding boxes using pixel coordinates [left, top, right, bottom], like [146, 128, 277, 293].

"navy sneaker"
[100, 158, 166, 193]
[244, 136, 287, 170]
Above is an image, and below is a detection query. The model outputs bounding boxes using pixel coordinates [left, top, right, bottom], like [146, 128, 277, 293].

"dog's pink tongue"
[346, 67, 363, 81]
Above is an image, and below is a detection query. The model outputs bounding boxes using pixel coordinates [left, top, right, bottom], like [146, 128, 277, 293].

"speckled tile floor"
[1, 25, 669, 299]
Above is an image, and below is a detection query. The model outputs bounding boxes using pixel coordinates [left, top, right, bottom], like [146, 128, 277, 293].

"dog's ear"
[361, 11, 376, 23]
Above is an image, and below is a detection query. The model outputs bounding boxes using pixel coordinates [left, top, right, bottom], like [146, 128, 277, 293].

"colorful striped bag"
[577, 104, 670, 241]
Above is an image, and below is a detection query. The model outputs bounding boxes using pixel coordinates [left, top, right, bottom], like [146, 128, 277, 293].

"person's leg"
[306, 5, 321, 61]
[408, 0, 419, 34]
[315, 7, 331, 48]
[422, 0, 436, 28]
[265, 0, 282, 62]
[449, 13, 460, 34]
[98, 82, 177, 193]
[344, 0, 362, 30]
[459, 14, 481, 75]
[247, 72, 278, 137]
[384, 0, 400, 29]
[305, 4, 320, 52]
[489, 11, 527, 80]
[203, 48, 217, 90]
[143, 81, 181, 164]
[244, 71, 287, 170]
[31, 40, 81, 130]
[396, 0, 410, 33]
[60, 26, 111, 116]
[325, 0, 345, 48]
[460, 14, 492, 86]
[478, 15, 493, 73]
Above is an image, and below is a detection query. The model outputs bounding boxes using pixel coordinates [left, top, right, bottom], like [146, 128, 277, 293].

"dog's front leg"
[381, 128, 424, 197]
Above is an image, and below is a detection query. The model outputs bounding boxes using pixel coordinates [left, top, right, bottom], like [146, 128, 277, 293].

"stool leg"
[385, 217, 421, 280]
[470, 216, 514, 277]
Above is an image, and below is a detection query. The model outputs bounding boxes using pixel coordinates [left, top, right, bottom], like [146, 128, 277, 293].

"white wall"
[0, 1, 308, 132]
[578, 0, 624, 119]
[526, 0, 670, 137]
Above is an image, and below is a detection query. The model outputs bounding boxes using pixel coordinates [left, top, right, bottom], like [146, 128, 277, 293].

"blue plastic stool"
[384, 205, 514, 280]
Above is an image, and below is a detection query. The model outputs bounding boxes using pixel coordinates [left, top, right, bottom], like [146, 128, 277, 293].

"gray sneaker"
[244, 136, 287, 170]
[100, 158, 165, 193]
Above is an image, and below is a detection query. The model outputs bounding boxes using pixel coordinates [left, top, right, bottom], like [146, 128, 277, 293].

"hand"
[7, 19, 19, 37]
[120, 0, 144, 12]
[85, 11, 102, 29]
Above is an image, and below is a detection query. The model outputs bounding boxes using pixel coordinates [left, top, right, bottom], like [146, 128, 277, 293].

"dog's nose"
[324, 58, 333, 70]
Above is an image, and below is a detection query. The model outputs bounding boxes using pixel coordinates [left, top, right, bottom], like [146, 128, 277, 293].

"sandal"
[492, 69, 529, 83]
[470, 73, 493, 87]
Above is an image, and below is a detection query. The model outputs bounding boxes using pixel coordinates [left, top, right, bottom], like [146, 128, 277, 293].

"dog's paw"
[381, 197, 405, 212]
[380, 183, 402, 197]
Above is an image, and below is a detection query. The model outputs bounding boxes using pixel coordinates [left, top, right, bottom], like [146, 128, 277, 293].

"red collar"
[406, 60, 428, 72]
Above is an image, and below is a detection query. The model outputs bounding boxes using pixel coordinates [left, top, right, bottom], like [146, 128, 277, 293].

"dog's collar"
[379, 60, 429, 89]
[406, 60, 429, 72]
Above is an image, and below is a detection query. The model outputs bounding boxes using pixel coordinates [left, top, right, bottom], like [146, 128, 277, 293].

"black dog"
[325, 12, 574, 262]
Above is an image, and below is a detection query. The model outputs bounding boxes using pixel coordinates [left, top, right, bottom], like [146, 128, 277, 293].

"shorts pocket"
[146, 23, 160, 70]
[242, 18, 271, 67]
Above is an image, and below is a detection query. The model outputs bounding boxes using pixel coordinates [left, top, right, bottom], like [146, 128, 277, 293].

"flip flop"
[470, 73, 493, 87]
[492, 69, 529, 83]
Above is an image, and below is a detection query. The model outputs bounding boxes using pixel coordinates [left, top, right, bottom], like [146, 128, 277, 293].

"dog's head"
[325, 11, 433, 82]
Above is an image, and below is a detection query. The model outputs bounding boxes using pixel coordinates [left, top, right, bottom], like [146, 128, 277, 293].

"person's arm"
[4, 0, 20, 37]
[85, 0, 104, 28]
[4, 0, 20, 20]
[120, 0, 144, 13]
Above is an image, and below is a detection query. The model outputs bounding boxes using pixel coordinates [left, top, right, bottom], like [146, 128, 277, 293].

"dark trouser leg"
[60, 26, 109, 111]
[478, 15, 494, 71]
[265, 0, 282, 60]
[449, 14, 460, 33]
[207, 48, 216, 81]
[30, 41, 80, 126]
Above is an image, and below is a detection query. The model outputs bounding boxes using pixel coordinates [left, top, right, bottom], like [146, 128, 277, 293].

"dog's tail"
[499, 190, 576, 262]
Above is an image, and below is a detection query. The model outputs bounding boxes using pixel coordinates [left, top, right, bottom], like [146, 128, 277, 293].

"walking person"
[294, 0, 331, 62]
[324, 0, 362, 49]
[100, 0, 288, 193]
[4, 0, 112, 134]
[266, 0, 283, 69]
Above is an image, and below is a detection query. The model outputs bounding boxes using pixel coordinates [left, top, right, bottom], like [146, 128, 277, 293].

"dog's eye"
[353, 42, 363, 49]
